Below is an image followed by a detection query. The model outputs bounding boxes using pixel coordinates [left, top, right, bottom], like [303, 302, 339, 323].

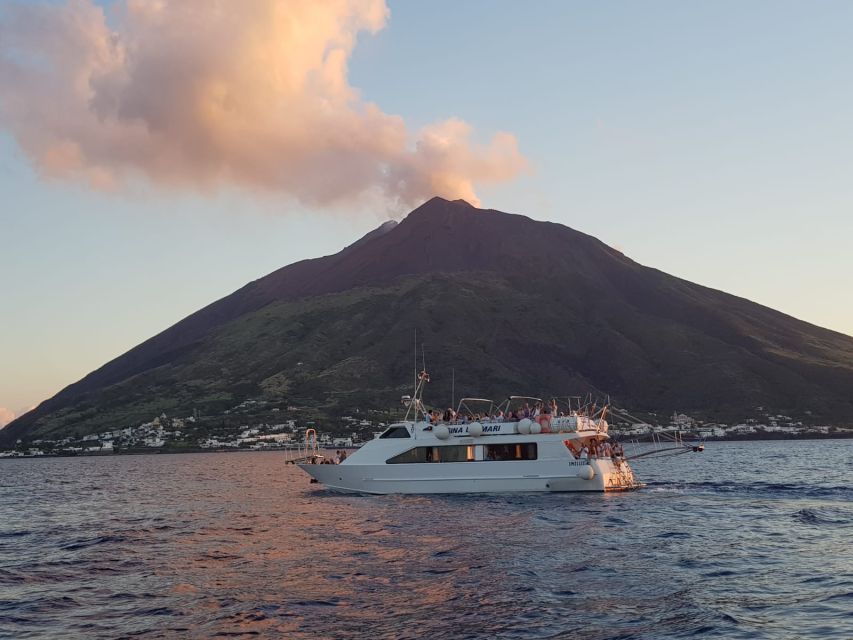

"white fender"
[577, 465, 595, 481]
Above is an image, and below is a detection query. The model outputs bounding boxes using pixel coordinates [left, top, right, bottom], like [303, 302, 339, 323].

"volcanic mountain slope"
[5, 197, 853, 443]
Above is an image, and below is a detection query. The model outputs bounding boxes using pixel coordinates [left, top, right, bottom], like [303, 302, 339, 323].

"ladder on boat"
[284, 428, 322, 464]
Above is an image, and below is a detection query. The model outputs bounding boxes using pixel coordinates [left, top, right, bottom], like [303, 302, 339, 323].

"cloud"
[0, 407, 14, 428]
[0, 0, 527, 207]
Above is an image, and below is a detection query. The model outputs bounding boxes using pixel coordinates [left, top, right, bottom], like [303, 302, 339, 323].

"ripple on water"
[59, 535, 128, 551]
[792, 507, 852, 526]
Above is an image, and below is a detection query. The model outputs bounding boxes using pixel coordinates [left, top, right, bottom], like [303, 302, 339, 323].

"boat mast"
[404, 368, 429, 422]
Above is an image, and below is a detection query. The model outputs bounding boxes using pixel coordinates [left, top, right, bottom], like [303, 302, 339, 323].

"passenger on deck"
[340, 450, 348, 462]
[611, 442, 624, 467]
[334, 450, 341, 464]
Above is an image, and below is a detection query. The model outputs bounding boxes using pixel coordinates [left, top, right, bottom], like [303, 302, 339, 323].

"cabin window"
[387, 445, 471, 464]
[436, 445, 474, 463]
[379, 426, 411, 439]
[484, 443, 537, 461]
[386, 444, 532, 463]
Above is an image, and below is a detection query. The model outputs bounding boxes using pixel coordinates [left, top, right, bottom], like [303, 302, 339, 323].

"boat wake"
[644, 480, 853, 502]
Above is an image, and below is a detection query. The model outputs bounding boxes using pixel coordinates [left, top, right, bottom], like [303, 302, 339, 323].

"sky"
[2, 0, 853, 426]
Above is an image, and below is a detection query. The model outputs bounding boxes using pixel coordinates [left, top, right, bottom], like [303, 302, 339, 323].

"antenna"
[451, 367, 455, 409]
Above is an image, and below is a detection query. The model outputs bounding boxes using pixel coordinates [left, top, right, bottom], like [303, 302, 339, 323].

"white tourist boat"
[299, 372, 642, 494]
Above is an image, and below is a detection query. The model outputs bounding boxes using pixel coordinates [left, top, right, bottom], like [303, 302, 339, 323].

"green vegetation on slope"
[18, 270, 853, 441]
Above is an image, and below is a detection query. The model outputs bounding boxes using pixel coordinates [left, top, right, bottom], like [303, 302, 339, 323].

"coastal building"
[671, 413, 695, 428]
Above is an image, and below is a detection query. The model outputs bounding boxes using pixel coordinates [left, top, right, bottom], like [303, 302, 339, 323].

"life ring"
[537, 414, 552, 433]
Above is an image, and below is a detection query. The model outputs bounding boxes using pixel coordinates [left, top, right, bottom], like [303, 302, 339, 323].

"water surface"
[1, 440, 852, 638]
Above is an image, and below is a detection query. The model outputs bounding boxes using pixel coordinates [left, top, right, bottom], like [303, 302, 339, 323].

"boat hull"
[299, 457, 640, 494]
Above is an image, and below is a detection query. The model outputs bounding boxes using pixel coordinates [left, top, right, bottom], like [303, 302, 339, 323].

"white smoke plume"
[0, 0, 527, 207]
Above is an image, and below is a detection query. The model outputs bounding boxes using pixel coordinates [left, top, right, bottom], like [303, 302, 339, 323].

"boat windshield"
[379, 426, 411, 439]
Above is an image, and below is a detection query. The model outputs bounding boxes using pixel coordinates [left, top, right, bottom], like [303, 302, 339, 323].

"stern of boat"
[594, 457, 642, 491]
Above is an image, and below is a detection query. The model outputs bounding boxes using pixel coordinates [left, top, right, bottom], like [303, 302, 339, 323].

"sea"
[1, 440, 851, 639]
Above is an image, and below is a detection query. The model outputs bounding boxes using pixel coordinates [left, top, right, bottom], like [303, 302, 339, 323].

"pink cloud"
[0, 0, 527, 207]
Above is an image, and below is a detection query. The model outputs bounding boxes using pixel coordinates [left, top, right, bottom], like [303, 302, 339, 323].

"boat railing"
[283, 428, 323, 464]
[429, 417, 602, 435]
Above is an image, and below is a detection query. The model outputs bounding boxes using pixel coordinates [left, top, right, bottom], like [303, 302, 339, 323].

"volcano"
[5, 197, 853, 444]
